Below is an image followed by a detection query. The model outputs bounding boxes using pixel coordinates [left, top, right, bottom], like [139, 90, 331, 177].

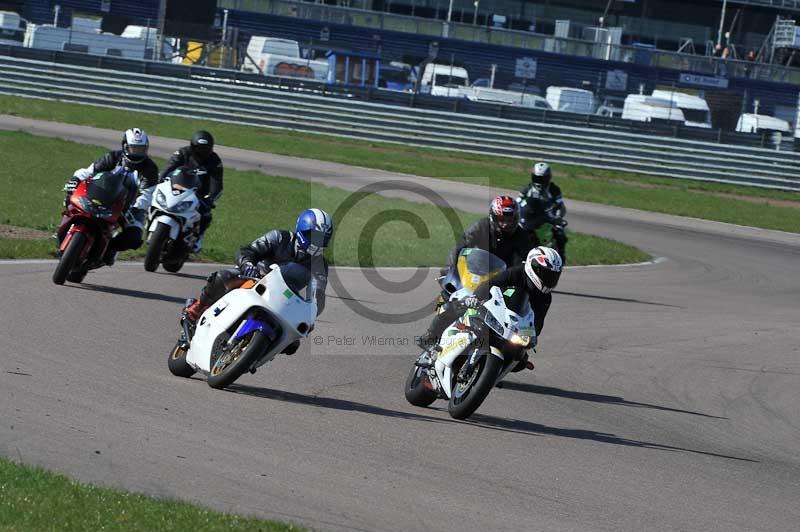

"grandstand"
[8, 0, 800, 128]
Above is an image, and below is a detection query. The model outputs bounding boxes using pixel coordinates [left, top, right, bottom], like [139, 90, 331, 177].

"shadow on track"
[464, 413, 757, 463]
[500, 381, 727, 419]
[72, 283, 186, 304]
[229, 384, 448, 426]
[554, 290, 683, 309]
[156, 271, 208, 281]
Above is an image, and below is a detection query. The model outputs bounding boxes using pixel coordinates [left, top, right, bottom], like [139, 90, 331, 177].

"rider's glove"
[64, 177, 80, 193]
[240, 262, 259, 279]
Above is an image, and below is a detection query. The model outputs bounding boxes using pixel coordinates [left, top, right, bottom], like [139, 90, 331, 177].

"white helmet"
[524, 246, 562, 294]
[122, 128, 149, 164]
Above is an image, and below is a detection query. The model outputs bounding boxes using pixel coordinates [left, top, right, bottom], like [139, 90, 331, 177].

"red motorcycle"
[53, 171, 134, 285]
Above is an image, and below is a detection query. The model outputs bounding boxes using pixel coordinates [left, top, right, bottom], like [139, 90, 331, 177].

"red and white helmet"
[489, 195, 520, 235]
[524, 246, 563, 294]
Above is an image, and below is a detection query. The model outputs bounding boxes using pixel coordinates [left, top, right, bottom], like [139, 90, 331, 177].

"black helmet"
[531, 162, 552, 188]
[190, 130, 214, 161]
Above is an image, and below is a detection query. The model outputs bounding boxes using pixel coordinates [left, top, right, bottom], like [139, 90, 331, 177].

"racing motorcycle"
[52, 171, 132, 285]
[144, 169, 202, 273]
[405, 284, 537, 420]
[518, 199, 568, 262]
[436, 247, 507, 309]
[167, 262, 317, 390]
[406, 248, 535, 419]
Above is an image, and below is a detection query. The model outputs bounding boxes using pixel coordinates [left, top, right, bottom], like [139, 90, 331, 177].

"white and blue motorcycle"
[144, 168, 202, 273]
[167, 263, 317, 390]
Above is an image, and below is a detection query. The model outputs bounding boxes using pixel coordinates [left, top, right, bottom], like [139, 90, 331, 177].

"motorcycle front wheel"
[404, 364, 438, 407]
[53, 232, 86, 285]
[448, 353, 503, 420]
[167, 340, 196, 378]
[207, 330, 269, 390]
[144, 223, 170, 272]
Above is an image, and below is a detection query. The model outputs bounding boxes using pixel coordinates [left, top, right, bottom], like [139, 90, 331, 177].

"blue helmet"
[295, 208, 333, 257]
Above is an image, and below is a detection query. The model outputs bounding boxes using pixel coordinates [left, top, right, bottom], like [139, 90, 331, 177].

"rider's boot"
[192, 235, 204, 253]
[182, 298, 207, 326]
[415, 331, 441, 368]
[102, 249, 118, 266]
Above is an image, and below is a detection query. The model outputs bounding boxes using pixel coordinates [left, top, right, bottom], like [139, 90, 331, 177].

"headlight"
[483, 312, 504, 336]
[172, 200, 194, 213]
[510, 334, 531, 347]
[156, 190, 166, 207]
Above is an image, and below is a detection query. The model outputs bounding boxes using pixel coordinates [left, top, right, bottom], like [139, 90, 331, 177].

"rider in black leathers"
[64, 128, 159, 264]
[517, 162, 567, 262]
[417, 246, 563, 370]
[183, 209, 333, 353]
[447, 195, 533, 269]
[159, 130, 224, 252]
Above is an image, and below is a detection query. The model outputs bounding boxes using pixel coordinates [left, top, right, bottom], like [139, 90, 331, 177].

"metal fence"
[0, 53, 798, 190]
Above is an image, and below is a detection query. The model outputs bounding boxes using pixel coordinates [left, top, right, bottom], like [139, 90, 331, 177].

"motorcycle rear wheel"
[404, 364, 438, 407]
[167, 340, 196, 378]
[53, 232, 86, 285]
[448, 353, 503, 420]
[144, 223, 170, 272]
[207, 330, 269, 390]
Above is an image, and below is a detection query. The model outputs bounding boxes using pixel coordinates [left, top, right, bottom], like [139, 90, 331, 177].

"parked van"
[465, 86, 551, 110]
[0, 11, 24, 46]
[241, 36, 328, 81]
[651, 89, 712, 128]
[622, 95, 685, 124]
[545, 87, 596, 114]
[419, 63, 469, 98]
[23, 23, 160, 59]
[735, 113, 791, 134]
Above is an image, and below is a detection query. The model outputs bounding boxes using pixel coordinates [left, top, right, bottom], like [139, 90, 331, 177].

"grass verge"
[1, 95, 799, 233]
[0, 456, 303, 531]
[0, 131, 648, 265]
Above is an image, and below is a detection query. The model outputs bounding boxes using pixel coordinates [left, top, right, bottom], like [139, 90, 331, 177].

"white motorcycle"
[168, 263, 317, 390]
[144, 169, 202, 273]
[405, 250, 537, 420]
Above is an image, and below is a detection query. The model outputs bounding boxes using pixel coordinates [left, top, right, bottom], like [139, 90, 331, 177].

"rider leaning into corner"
[517, 162, 568, 261]
[64, 128, 159, 265]
[183, 208, 334, 355]
[159, 130, 224, 253]
[417, 246, 563, 371]
[447, 195, 533, 270]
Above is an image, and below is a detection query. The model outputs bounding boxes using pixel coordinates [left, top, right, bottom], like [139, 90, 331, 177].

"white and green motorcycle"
[405, 280, 536, 420]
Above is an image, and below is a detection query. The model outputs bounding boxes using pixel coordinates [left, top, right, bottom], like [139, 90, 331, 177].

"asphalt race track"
[1, 117, 799, 532]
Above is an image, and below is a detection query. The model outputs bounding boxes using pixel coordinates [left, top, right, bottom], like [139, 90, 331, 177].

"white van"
[735, 113, 791, 134]
[23, 23, 157, 59]
[465, 86, 551, 110]
[622, 95, 686, 124]
[0, 10, 24, 46]
[419, 63, 470, 98]
[651, 89, 712, 128]
[241, 36, 328, 81]
[545, 87, 596, 114]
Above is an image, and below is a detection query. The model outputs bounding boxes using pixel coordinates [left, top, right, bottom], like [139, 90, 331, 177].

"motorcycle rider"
[183, 208, 333, 353]
[159, 130, 223, 252]
[64, 128, 159, 264]
[446, 195, 532, 269]
[417, 246, 563, 370]
[517, 162, 567, 261]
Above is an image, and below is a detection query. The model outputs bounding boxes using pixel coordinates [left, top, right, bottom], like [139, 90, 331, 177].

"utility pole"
[155, 0, 167, 62]
[717, 0, 728, 47]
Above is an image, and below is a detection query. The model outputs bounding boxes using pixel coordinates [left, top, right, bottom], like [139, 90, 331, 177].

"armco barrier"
[0, 54, 798, 191]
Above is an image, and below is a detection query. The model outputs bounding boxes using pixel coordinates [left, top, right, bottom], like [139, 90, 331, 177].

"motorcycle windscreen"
[85, 172, 129, 211]
[279, 262, 314, 301]
[170, 171, 200, 191]
[457, 248, 507, 292]
[501, 287, 530, 316]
